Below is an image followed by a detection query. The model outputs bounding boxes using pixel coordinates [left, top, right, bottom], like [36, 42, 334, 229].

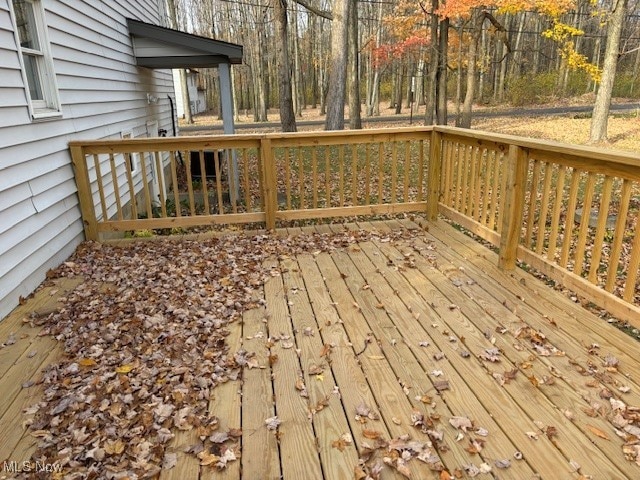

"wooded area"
[170, 0, 640, 139]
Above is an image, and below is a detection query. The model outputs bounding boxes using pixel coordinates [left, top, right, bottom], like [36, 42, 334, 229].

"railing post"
[498, 144, 528, 270]
[260, 137, 277, 231]
[69, 144, 99, 241]
[427, 130, 443, 221]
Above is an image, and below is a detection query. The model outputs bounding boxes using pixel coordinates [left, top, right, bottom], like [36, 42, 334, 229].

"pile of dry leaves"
[20, 229, 417, 479]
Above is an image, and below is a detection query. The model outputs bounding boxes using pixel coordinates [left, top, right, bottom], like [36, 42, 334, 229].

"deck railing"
[69, 126, 640, 324]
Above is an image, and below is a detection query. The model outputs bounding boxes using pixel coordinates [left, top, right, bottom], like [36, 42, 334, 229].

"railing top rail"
[435, 126, 640, 168]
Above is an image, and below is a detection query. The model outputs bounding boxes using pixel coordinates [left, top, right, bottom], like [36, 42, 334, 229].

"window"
[11, 0, 61, 118]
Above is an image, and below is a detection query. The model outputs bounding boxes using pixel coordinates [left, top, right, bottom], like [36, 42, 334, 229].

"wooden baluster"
[391, 142, 398, 204]
[365, 143, 371, 205]
[214, 150, 224, 214]
[377, 143, 384, 203]
[588, 176, 613, 283]
[298, 147, 305, 209]
[199, 150, 210, 214]
[524, 159, 541, 248]
[139, 151, 154, 218]
[403, 142, 410, 203]
[154, 152, 167, 217]
[325, 147, 331, 207]
[339, 145, 345, 206]
[312, 147, 318, 209]
[285, 148, 291, 210]
[488, 150, 500, 230]
[352, 145, 358, 206]
[546, 166, 566, 261]
[573, 172, 596, 277]
[559, 168, 582, 268]
[496, 152, 508, 234]
[109, 153, 124, 220]
[417, 139, 425, 203]
[535, 162, 553, 254]
[230, 149, 238, 214]
[460, 145, 470, 214]
[124, 152, 138, 220]
[467, 146, 477, 218]
[480, 149, 492, 226]
[92, 154, 108, 221]
[243, 149, 251, 211]
[443, 141, 453, 206]
[605, 180, 632, 292]
[184, 152, 196, 216]
[473, 147, 483, 222]
[169, 151, 180, 217]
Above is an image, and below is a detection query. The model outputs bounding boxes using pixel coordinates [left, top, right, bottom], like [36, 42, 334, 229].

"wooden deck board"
[1, 220, 639, 479]
[263, 259, 324, 479]
[280, 256, 359, 479]
[240, 296, 281, 480]
[391, 233, 636, 475]
[370, 237, 630, 479]
[353, 241, 538, 479]
[314, 251, 440, 479]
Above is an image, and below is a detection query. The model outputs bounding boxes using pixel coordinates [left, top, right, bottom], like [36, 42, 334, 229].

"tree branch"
[293, 0, 333, 20]
[481, 10, 512, 53]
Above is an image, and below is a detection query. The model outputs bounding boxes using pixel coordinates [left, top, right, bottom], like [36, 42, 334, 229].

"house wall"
[0, 0, 176, 321]
[172, 69, 205, 117]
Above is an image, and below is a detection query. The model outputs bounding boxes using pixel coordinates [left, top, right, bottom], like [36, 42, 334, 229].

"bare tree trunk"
[273, 0, 297, 131]
[590, 0, 627, 143]
[348, 0, 362, 129]
[436, 17, 448, 125]
[367, 0, 383, 117]
[325, 0, 351, 130]
[292, 1, 303, 117]
[461, 13, 482, 128]
[394, 64, 403, 114]
[425, 0, 438, 124]
[455, 23, 463, 126]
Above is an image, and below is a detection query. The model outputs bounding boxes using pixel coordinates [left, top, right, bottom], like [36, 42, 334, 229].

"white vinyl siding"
[0, 0, 176, 321]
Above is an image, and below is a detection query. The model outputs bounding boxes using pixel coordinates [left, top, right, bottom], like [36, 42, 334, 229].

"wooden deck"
[1, 219, 639, 479]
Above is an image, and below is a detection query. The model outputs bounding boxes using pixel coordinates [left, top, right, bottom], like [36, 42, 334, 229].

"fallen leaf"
[363, 429, 382, 440]
[587, 424, 610, 440]
[449, 416, 473, 431]
[162, 452, 177, 470]
[115, 364, 134, 374]
[265, 416, 281, 430]
[78, 358, 97, 367]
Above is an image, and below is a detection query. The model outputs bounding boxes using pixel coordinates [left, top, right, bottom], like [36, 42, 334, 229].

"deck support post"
[260, 137, 277, 231]
[498, 144, 528, 270]
[70, 145, 99, 241]
[427, 130, 443, 221]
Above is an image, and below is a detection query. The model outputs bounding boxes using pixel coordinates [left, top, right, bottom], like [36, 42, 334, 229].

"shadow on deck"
[1, 219, 638, 479]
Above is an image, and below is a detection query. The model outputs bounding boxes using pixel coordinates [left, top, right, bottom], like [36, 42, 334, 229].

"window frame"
[10, 0, 62, 120]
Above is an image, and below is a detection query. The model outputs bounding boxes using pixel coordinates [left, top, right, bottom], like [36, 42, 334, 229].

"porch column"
[219, 62, 239, 202]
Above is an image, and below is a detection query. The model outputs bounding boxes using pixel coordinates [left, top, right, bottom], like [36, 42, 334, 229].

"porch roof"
[126, 18, 243, 69]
